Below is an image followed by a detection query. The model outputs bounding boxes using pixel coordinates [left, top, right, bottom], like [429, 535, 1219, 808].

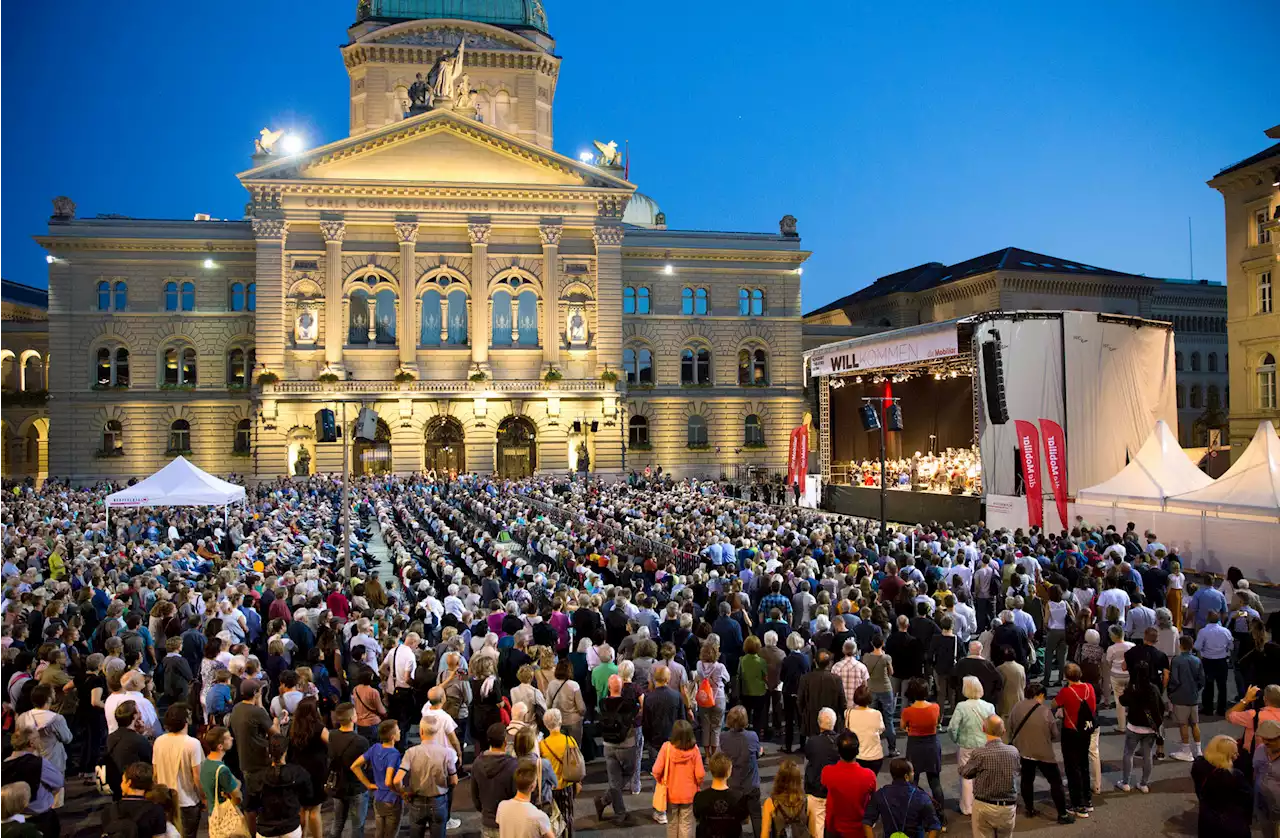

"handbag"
[536, 758, 566, 838]
[547, 735, 586, 784]
[652, 744, 669, 813]
[207, 765, 250, 838]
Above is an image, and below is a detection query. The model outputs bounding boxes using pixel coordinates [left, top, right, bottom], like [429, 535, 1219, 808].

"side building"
[0, 279, 51, 481]
[803, 246, 1228, 447]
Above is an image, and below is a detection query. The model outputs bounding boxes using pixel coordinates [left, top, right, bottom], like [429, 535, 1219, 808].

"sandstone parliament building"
[24, 0, 810, 482]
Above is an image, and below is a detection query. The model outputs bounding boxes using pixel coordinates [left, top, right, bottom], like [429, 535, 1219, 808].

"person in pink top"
[1227, 684, 1280, 751]
[550, 600, 571, 655]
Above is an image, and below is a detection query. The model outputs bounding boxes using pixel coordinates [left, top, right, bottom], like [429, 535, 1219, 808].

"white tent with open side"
[1075, 419, 1213, 507]
[1165, 421, 1280, 519]
[105, 456, 245, 522]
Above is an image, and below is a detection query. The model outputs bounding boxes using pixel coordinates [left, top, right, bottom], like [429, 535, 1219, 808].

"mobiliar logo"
[1013, 420, 1043, 528]
[1038, 419, 1068, 529]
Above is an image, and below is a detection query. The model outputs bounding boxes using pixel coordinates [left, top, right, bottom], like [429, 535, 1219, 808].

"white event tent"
[1075, 420, 1213, 507]
[1166, 422, 1280, 519]
[104, 456, 245, 523]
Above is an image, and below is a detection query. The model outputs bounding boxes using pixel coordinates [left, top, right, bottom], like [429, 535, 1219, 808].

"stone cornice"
[247, 181, 629, 202]
[621, 248, 807, 264]
[35, 237, 255, 253]
[343, 43, 560, 79]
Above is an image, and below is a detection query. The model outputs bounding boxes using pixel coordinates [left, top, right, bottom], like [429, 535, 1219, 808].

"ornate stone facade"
[32, 9, 808, 482]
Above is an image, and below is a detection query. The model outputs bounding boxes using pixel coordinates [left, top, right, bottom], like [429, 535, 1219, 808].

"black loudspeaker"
[315, 409, 337, 443]
[590, 421, 599, 432]
[355, 407, 378, 442]
[859, 404, 881, 431]
[981, 338, 1010, 425]
[572, 420, 582, 433]
[886, 403, 904, 432]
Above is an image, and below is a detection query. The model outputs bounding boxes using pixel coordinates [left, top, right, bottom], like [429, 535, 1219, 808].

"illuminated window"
[686, 415, 708, 447]
[744, 414, 764, 446]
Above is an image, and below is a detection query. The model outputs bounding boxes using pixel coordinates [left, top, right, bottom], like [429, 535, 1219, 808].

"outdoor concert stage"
[806, 311, 1179, 529]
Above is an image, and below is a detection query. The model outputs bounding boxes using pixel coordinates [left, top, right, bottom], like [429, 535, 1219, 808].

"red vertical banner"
[787, 425, 810, 487]
[1014, 419, 1044, 528]
[1039, 418, 1069, 530]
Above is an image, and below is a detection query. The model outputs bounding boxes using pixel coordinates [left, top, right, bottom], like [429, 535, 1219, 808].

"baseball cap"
[1258, 720, 1280, 741]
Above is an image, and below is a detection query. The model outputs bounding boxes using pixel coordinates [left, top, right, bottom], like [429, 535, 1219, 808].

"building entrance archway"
[425, 416, 466, 476]
[496, 416, 537, 478]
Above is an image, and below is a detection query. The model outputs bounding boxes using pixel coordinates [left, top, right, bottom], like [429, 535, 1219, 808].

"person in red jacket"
[821, 730, 878, 838]
[1053, 663, 1097, 818]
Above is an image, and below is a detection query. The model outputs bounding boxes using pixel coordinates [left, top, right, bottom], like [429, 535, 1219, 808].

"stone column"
[319, 220, 346, 375]
[252, 217, 288, 375]
[395, 221, 420, 372]
[592, 222, 625, 475]
[593, 223, 624, 375]
[539, 221, 562, 371]
[468, 219, 492, 372]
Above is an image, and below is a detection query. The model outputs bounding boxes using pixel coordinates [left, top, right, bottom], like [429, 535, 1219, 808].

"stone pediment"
[239, 109, 631, 190]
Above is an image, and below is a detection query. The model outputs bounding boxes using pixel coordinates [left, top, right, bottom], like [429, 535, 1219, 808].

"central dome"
[359, 0, 549, 34]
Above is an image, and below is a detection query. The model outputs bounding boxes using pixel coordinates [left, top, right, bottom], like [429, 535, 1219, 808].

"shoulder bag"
[652, 744, 669, 812]
[207, 764, 250, 838]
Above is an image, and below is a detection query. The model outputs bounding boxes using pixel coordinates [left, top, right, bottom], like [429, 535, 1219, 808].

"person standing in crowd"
[244, 734, 313, 838]
[1195, 611, 1234, 717]
[150, 703, 204, 838]
[595, 673, 641, 826]
[694, 642, 730, 756]
[846, 687, 887, 774]
[900, 678, 945, 830]
[1168, 634, 1206, 761]
[396, 715, 458, 838]
[799, 651, 846, 751]
[953, 642, 1002, 719]
[105, 702, 153, 801]
[2, 784, 43, 838]
[351, 721, 403, 838]
[495, 763, 553, 838]
[821, 730, 878, 838]
[1054, 663, 1096, 818]
[804, 707, 840, 838]
[863, 635, 897, 759]
[719, 706, 763, 837]
[862, 758, 942, 838]
[101, 763, 168, 838]
[471, 723, 517, 838]
[958, 716, 1020, 838]
[653, 720, 704, 838]
[760, 760, 809, 837]
[692, 752, 744, 838]
[288, 697, 330, 838]
[1253, 720, 1280, 836]
[948, 676, 995, 819]
[328, 703, 372, 838]
[3, 730, 64, 838]
[538, 709, 579, 838]
[198, 727, 240, 827]
[1191, 735, 1252, 838]
[1008, 683, 1073, 823]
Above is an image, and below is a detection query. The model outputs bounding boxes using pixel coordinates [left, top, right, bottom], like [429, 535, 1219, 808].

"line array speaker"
[314, 409, 337, 443]
[981, 337, 1010, 425]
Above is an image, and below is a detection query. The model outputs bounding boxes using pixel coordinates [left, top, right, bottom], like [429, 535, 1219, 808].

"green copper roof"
[359, 0, 549, 34]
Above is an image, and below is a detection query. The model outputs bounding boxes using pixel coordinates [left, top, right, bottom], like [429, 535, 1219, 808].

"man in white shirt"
[105, 671, 162, 735]
[1096, 582, 1132, 619]
[151, 703, 204, 838]
[348, 620, 381, 671]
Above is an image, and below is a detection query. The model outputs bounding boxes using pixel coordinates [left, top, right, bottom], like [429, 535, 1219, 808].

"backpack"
[100, 802, 140, 838]
[695, 675, 716, 709]
[598, 702, 632, 744]
[120, 629, 145, 658]
[1066, 684, 1096, 733]
[442, 680, 466, 720]
[545, 735, 586, 784]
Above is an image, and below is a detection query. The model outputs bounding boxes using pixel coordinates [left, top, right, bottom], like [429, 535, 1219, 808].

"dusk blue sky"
[4, 0, 1277, 310]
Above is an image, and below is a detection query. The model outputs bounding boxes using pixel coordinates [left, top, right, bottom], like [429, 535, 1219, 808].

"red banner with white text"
[787, 425, 809, 487]
[1014, 419, 1044, 528]
[1039, 418, 1069, 531]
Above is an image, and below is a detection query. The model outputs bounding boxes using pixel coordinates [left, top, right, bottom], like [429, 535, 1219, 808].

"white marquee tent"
[1075, 420, 1213, 506]
[1166, 421, 1280, 519]
[105, 456, 245, 521]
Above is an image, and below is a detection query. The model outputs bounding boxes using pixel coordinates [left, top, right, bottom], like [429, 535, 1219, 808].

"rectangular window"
[1261, 272, 1273, 315]
[1258, 208, 1273, 246]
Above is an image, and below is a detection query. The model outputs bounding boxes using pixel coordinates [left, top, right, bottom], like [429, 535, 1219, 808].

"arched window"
[374, 289, 396, 344]
[493, 89, 513, 130]
[421, 289, 443, 346]
[234, 419, 252, 454]
[349, 288, 371, 344]
[246, 283, 256, 312]
[96, 348, 112, 387]
[624, 347, 653, 385]
[1208, 352, 1218, 373]
[744, 414, 764, 446]
[515, 290, 538, 346]
[163, 345, 197, 386]
[1176, 385, 1185, 409]
[114, 281, 127, 311]
[681, 287, 693, 315]
[116, 348, 129, 387]
[751, 288, 764, 316]
[102, 420, 123, 456]
[492, 289, 513, 346]
[22, 355, 42, 392]
[695, 288, 708, 315]
[628, 415, 649, 447]
[636, 287, 650, 314]
[1191, 352, 1201, 372]
[229, 283, 246, 311]
[1260, 353, 1277, 410]
[167, 420, 191, 454]
[97, 281, 111, 311]
[227, 348, 247, 387]
[739, 288, 750, 316]
[445, 289, 467, 345]
[180, 282, 195, 311]
[681, 346, 711, 385]
[624, 287, 637, 314]
[164, 282, 179, 311]
[1190, 384, 1202, 409]
[739, 289, 765, 316]
[1208, 385, 1221, 410]
[1175, 351, 1184, 371]
[682, 287, 708, 316]
[738, 347, 769, 385]
[687, 415, 708, 447]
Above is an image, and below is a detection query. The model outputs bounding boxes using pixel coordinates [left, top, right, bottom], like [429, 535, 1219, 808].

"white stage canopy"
[105, 456, 246, 511]
[1166, 422, 1280, 519]
[1075, 420, 1213, 507]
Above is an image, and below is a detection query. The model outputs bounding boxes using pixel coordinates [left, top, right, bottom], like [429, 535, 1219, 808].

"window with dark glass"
[744, 414, 764, 446]
[168, 420, 191, 453]
[234, 419, 252, 454]
[687, 415, 708, 446]
[97, 282, 111, 311]
[628, 416, 649, 447]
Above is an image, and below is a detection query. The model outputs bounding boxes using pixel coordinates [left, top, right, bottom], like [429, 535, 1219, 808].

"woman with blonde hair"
[759, 759, 809, 838]
[947, 675, 996, 817]
[1191, 735, 1251, 838]
[535, 646, 557, 694]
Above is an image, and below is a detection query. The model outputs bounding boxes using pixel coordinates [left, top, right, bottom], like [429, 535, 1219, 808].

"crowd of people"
[2, 470, 1279, 838]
